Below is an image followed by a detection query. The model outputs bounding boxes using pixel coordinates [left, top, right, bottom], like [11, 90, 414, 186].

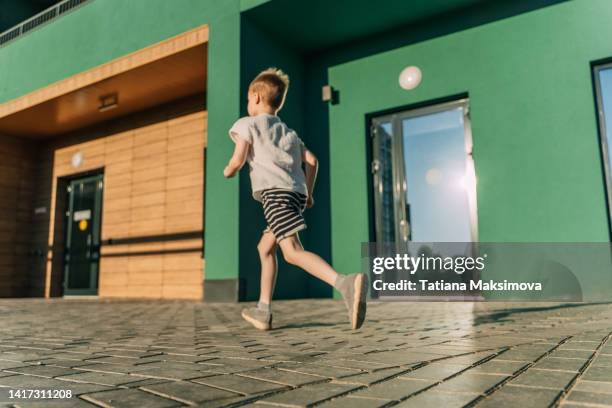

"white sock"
[257, 301, 271, 313]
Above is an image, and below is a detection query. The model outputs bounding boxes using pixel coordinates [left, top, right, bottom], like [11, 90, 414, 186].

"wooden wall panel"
[32, 99, 206, 299]
[0, 135, 37, 297]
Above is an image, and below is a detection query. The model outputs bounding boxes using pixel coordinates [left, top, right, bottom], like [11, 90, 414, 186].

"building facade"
[0, 0, 611, 301]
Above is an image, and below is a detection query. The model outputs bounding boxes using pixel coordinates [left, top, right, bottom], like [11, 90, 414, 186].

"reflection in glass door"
[594, 64, 612, 235]
[371, 99, 478, 247]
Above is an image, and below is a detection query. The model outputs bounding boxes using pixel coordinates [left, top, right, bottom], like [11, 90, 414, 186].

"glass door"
[371, 99, 477, 245]
[370, 99, 479, 298]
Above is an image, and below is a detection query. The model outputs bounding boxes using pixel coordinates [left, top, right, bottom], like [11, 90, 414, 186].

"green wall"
[328, 0, 611, 293]
[0, 0, 244, 291]
[239, 16, 332, 299]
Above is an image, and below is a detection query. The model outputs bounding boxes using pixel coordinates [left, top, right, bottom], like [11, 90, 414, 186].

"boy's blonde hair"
[249, 67, 289, 111]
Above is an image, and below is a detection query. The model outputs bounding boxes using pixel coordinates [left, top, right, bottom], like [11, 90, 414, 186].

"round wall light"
[399, 66, 422, 90]
[71, 152, 83, 169]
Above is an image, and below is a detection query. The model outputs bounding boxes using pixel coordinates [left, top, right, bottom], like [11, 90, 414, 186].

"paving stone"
[511, 368, 577, 390]
[70, 363, 158, 375]
[125, 366, 211, 381]
[534, 357, 586, 372]
[3, 365, 83, 378]
[56, 371, 146, 387]
[260, 382, 359, 406]
[334, 366, 413, 386]
[551, 349, 594, 359]
[274, 362, 363, 379]
[573, 379, 612, 393]
[192, 373, 288, 395]
[140, 381, 240, 405]
[0, 352, 55, 363]
[91, 350, 163, 359]
[395, 390, 480, 407]
[135, 361, 209, 371]
[0, 360, 33, 370]
[197, 358, 271, 374]
[158, 354, 212, 364]
[434, 372, 508, 393]
[81, 388, 180, 408]
[399, 363, 468, 380]
[0, 374, 113, 395]
[593, 355, 612, 367]
[119, 378, 174, 389]
[469, 359, 528, 375]
[236, 368, 324, 386]
[1, 397, 98, 407]
[316, 358, 394, 371]
[0, 375, 72, 388]
[351, 378, 434, 400]
[580, 366, 612, 382]
[38, 359, 101, 369]
[496, 349, 548, 362]
[317, 395, 391, 407]
[84, 355, 160, 365]
[559, 341, 600, 351]
[439, 352, 497, 365]
[350, 351, 442, 366]
[41, 353, 96, 361]
[566, 390, 612, 405]
[477, 384, 561, 407]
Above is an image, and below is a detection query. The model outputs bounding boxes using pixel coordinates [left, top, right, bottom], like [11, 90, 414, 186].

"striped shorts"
[261, 188, 308, 241]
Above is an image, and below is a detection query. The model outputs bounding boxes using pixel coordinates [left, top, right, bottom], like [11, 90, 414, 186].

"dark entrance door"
[63, 174, 103, 295]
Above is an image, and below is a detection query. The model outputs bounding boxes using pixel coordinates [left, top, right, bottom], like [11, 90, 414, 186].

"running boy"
[223, 67, 367, 330]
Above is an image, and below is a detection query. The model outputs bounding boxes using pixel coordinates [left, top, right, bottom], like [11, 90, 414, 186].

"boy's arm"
[303, 147, 318, 208]
[223, 138, 250, 178]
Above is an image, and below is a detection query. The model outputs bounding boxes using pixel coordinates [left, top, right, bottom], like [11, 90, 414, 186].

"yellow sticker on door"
[79, 220, 88, 231]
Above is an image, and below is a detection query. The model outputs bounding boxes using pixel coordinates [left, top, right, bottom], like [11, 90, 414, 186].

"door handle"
[400, 203, 412, 242]
[371, 159, 381, 174]
[91, 243, 100, 260]
[399, 219, 409, 242]
[86, 234, 92, 259]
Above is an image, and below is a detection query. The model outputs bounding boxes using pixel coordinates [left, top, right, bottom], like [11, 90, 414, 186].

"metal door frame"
[63, 173, 104, 296]
[370, 98, 479, 244]
[593, 63, 612, 239]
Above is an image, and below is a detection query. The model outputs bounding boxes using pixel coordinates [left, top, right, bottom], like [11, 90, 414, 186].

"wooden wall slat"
[0, 135, 37, 297]
[32, 106, 206, 299]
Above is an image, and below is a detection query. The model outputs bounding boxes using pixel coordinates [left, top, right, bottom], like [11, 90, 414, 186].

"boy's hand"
[306, 196, 314, 209]
[223, 165, 236, 178]
[224, 138, 250, 179]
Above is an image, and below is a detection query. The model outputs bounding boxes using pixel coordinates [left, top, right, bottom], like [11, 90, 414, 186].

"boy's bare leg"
[278, 233, 367, 330]
[277, 234, 338, 286]
[257, 231, 278, 305]
[242, 231, 277, 331]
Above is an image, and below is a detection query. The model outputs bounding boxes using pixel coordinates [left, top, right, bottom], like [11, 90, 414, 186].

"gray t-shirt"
[229, 113, 308, 202]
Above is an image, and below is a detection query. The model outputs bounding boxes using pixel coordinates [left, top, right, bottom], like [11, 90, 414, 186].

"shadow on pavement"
[274, 322, 339, 330]
[474, 301, 612, 326]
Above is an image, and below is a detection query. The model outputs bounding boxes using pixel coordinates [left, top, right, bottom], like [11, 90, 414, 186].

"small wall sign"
[74, 209, 91, 221]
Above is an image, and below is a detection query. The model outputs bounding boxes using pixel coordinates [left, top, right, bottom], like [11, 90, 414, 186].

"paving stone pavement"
[0, 299, 611, 407]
